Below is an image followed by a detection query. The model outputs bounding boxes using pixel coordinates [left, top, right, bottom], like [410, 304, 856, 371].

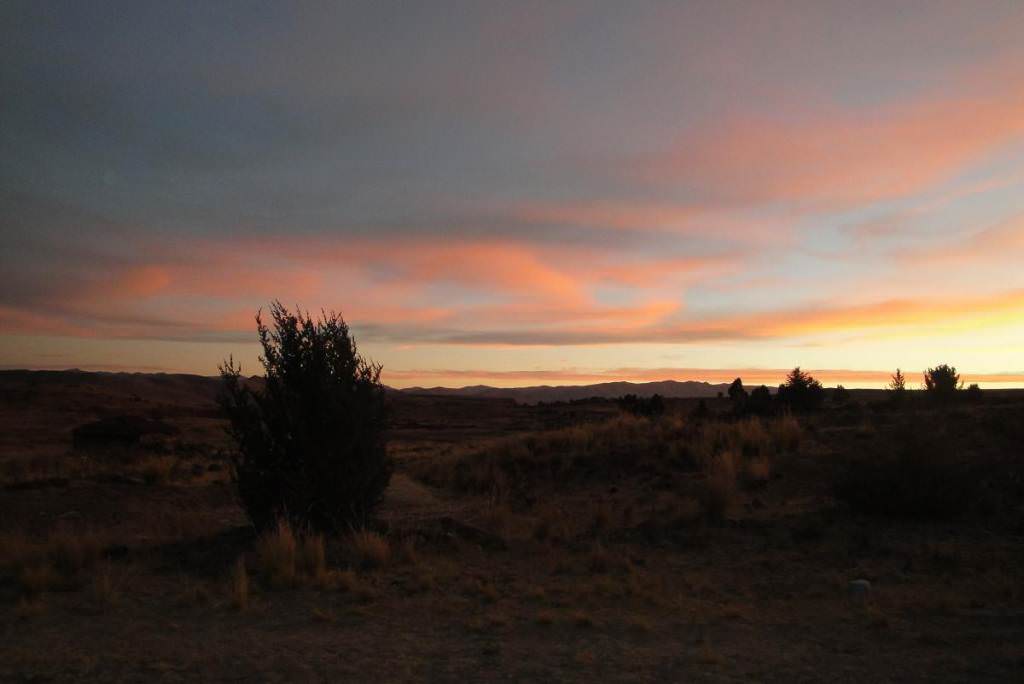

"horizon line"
[4, 365, 1024, 391]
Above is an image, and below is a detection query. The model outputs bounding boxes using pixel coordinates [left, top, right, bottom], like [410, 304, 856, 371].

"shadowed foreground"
[1, 371, 1022, 682]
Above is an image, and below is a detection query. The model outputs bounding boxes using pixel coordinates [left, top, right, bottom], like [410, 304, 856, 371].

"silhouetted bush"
[776, 367, 824, 412]
[727, 378, 747, 404]
[219, 302, 391, 534]
[743, 385, 774, 417]
[924, 364, 961, 401]
[617, 393, 665, 417]
[966, 383, 983, 403]
[832, 385, 850, 404]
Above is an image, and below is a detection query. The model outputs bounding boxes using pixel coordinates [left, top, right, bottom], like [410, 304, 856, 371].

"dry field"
[1, 370, 1023, 682]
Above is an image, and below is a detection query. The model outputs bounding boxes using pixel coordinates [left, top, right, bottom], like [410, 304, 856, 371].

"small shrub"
[888, 368, 907, 395]
[832, 385, 851, 404]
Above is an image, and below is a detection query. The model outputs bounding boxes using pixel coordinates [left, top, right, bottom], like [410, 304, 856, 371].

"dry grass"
[467, 577, 501, 604]
[744, 455, 772, 486]
[255, 522, 298, 590]
[535, 609, 557, 625]
[412, 413, 799, 532]
[695, 641, 724, 665]
[570, 610, 596, 628]
[1, 527, 107, 596]
[229, 558, 249, 610]
[89, 563, 119, 609]
[350, 530, 390, 569]
[395, 537, 419, 566]
[312, 607, 336, 623]
[13, 597, 47, 620]
[702, 450, 738, 522]
[769, 413, 802, 452]
[298, 533, 326, 579]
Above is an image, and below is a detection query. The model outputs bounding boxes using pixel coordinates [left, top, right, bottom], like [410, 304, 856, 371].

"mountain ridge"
[397, 379, 733, 404]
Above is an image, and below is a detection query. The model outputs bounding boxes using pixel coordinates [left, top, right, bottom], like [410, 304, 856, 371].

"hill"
[399, 379, 733, 404]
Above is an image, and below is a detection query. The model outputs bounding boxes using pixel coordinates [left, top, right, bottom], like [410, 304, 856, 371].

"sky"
[2, 1, 1024, 388]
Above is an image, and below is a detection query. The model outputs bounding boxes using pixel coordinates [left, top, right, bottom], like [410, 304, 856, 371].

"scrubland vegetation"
[1, 344, 1022, 680]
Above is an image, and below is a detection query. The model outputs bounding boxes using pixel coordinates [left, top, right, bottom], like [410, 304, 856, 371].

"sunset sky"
[2, 2, 1024, 388]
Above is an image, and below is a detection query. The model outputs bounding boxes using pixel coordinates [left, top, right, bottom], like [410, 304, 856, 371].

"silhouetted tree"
[777, 367, 825, 412]
[966, 383, 983, 403]
[219, 302, 391, 534]
[888, 368, 907, 395]
[924, 364, 962, 401]
[617, 393, 665, 417]
[832, 384, 851, 404]
[727, 377, 747, 403]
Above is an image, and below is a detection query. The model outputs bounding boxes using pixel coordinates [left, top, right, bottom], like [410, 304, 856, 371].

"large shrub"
[776, 367, 824, 412]
[219, 303, 391, 534]
[924, 364, 962, 401]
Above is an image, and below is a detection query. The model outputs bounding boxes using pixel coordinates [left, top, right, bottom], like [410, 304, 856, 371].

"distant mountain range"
[0, 369, 736, 406]
[398, 380, 733, 404]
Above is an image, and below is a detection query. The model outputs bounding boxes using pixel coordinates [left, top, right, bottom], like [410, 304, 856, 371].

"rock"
[72, 415, 178, 451]
[848, 578, 872, 601]
[437, 516, 507, 551]
[103, 544, 129, 560]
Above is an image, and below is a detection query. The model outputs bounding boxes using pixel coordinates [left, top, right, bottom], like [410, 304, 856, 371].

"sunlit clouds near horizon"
[2, 2, 1024, 388]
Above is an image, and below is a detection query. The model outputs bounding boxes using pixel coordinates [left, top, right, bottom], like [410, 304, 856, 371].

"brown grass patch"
[350, 530, 390, 569]
[255, 522, 298, 589]
[702, 450, 738, 522]
[229, 558, 249, 609]
[1, 527, 107, 596]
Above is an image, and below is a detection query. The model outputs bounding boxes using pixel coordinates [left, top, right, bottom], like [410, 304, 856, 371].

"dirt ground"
[1, 371, 1022, 682]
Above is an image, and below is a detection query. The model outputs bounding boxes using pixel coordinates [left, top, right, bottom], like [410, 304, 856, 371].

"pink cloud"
[652, 64, 1024, 207]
